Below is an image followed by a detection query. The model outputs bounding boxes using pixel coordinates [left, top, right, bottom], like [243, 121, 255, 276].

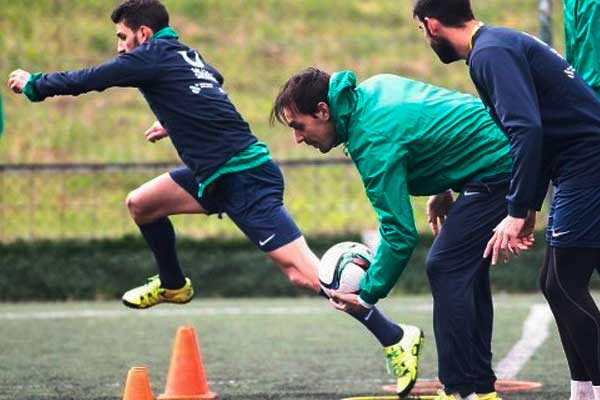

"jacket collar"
[152, 26, 179, 40]
[328, 71, 359, 145]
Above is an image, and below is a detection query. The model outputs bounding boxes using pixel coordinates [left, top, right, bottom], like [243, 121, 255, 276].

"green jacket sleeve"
[565, 0, 600, 94]
[358, 143, 418, 306]
[581, 1, 600, 94]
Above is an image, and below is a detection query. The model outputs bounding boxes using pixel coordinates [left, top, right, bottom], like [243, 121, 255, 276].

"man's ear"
[138, 25, 154, 43]
[425, 17, 445, 37]
[317, 102, 330, 120]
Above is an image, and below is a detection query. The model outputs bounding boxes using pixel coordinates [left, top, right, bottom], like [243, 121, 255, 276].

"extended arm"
[8, 48, 158, 101]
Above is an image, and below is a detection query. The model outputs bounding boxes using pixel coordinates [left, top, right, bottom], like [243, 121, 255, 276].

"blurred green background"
[0, 0, 563, 241]
[0, 0, 563, 164]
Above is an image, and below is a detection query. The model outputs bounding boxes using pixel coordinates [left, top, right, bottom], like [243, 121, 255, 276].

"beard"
[430, 36, 460, 64]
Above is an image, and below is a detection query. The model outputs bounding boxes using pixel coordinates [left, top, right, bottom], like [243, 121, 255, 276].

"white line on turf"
[0, 301, 533, 321]
[494, 303, 554, 379]
[0, 304, 431, 320]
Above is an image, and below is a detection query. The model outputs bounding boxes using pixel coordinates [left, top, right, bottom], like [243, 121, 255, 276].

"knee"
[126, 189, 152, 224]
[539, 274, 549, 299]
[540, 277, 562, 305]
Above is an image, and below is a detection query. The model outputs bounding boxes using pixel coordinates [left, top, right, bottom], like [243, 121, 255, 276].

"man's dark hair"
[111, 0, 169, 32]
[413, 0, 475, 27]
[270, 67, 331, 126]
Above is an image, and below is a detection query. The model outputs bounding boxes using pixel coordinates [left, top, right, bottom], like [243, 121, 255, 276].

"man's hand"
[7, 69, 31, 94]
[484, 215, 531, 265]
[427, 191, 454, 236]
[144, 121, 169, 143]
[329, 291, 369, 314]
[514, 210, 536, 253]
[520, 210, 537, 239]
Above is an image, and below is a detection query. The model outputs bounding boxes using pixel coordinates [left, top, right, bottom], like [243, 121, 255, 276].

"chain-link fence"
[0, 159, 383, 242]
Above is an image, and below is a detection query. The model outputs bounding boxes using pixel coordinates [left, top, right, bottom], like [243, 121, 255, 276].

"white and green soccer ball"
[318, 241, 373, 294]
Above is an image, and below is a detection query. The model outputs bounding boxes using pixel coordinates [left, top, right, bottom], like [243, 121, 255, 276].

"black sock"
[320, 290, 403, 347]
[138, 218, 186, 289]
[349, 307, 404, 347]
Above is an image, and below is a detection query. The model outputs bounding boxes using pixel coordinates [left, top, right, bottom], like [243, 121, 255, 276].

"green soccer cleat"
[384, 324, 424, 398]
[122, 275, 194, 309]
[477, 392, 501, 400]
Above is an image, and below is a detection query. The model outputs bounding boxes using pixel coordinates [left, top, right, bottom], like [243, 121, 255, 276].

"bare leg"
[268, 236, 403, 347]
[126, 172, 206, 224]
[267, 236, 321, 293]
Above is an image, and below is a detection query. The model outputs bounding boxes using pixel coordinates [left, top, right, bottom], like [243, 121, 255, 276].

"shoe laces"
[385, 346, 408, 377]
[140, 275, 165, 299]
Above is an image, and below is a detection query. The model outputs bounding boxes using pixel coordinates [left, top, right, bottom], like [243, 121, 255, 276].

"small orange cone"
[122, 366, 154, 400]
[158, 326, 218, 400]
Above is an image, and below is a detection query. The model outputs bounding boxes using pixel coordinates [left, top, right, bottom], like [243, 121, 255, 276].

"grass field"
[0, 293, 579, 400]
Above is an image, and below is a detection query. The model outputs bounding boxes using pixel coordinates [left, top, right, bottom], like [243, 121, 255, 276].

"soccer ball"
[318, 241, 373, 294]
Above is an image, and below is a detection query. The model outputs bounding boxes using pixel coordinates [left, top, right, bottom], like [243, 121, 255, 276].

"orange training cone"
[158, 326, 217, 400]
[122, 366, 154, 400]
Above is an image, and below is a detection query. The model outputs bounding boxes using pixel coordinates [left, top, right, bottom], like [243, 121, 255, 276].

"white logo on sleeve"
[259, 234, 276, 247]
[463, 190, 480, 196]
[551, 229, 570, 238]
[564, 66, 576, 79]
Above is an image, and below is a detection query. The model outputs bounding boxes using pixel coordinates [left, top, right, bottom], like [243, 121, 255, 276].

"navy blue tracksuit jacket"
[29, 35, 258, 183]
[469, 26, 600, 218]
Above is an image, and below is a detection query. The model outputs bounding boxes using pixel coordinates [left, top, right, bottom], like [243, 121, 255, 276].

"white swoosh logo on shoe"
[259, 234, 276, 247]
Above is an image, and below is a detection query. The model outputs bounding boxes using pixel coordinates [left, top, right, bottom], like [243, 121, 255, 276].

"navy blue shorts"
[169, 160, 301, 252]
[546, 184, 600, 248]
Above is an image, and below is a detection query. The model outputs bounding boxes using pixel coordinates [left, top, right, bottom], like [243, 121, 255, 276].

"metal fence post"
[540, 0, 555, 209]
[539, 0, 553, 46]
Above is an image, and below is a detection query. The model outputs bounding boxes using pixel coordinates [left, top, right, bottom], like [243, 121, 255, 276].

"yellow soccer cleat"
[384, 324, 424, 398]
[477, 392, 501, 400]
[122, 275, 194, 309]
[432, 391, 479, 400]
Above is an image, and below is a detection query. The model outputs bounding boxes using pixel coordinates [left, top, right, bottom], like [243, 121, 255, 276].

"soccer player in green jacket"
[564, 0, 600, 95]
[272, 68, 532, 400]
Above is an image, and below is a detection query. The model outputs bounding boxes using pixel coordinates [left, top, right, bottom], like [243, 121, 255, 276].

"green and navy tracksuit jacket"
[328, 71, 512, 307]
[564, 0, 600, 95]
[21, 27, 269, 194]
